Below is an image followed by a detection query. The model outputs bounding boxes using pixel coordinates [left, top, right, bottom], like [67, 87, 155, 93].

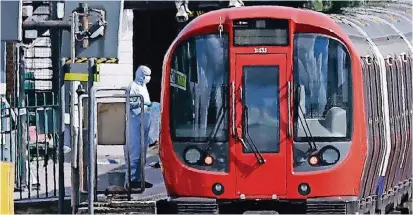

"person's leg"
[140, 112, 153, 187]
[124, 113, 141, 184]
[125, 113, 153, 189]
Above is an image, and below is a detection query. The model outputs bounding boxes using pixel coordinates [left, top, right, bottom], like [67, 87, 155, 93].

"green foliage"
[305, 0, 365, 13]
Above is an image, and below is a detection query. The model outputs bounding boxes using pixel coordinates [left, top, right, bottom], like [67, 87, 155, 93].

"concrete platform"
[14, 144, 167, 211]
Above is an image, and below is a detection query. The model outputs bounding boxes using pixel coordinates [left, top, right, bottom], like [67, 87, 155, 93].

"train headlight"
[320, 146, 340, 165]
[204, 154, 214, 166]
[298, 182, 311, 196]
[183, 146, 202, 165]
[212, 183, 224, 196]
[308, 155, 319, 166]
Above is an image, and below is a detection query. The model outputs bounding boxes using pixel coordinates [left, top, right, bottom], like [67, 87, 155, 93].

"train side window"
[293, 33, 352, 141]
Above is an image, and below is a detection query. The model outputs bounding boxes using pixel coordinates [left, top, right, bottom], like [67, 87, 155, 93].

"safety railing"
[1, 92, 62, 201]
[73, 86, 145, 214]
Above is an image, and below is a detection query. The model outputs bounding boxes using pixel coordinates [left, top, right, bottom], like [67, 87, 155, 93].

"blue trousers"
[124, 110, 151, 182]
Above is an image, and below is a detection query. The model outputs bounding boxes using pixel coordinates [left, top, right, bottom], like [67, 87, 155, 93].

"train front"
[159, 6, 367, 214]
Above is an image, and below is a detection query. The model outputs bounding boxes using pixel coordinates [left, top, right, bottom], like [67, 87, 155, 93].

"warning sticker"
[170, 69, 187, 91]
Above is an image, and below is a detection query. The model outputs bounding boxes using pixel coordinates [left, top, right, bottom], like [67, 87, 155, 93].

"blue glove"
[144, 102, 152, 107]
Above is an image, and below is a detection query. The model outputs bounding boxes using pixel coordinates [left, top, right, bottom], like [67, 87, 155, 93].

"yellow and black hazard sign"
[65, 57, 119, 64]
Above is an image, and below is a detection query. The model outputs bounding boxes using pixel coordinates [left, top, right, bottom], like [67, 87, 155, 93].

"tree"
[305, 0, 365, 13]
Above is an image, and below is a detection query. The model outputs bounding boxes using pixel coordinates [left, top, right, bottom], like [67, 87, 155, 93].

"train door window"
[242, 66, 280, 153]
[293, 33, 352, 141]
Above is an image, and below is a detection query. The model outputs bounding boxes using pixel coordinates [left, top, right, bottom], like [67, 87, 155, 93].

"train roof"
[175, 2, 412, 59]
[330, 1, 412, 57]
[180, 5, 349, 42]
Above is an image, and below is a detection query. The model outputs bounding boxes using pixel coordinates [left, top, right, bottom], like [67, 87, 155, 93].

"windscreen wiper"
[205, 85, 228, 151]
[296, 85, 317, 155]
[243, 105, 266, 164]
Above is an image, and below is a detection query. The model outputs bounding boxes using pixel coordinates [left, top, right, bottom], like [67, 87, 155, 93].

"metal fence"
[1, 91, 62, 200]
[1, 1, 65, 200]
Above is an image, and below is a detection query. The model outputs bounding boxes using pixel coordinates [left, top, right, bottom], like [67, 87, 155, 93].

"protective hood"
[134, 65, 151, 85]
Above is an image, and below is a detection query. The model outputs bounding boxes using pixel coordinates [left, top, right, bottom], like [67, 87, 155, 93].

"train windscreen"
[169, 33, 229, 142]
[293, 33, 353, 142]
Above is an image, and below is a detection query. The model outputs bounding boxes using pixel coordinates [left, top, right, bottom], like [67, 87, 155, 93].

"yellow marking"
[65, 57, 119, 64]
[371, 17, 379, 23]
[189, 10, 204, 18]
[105, 58, 118, 64]
[96, 58, 107, 64]
[64, 73, 100, 82]
[177, 74, 186, 88]
[96, 64, 101, 74]
[0, 162, 14, 214]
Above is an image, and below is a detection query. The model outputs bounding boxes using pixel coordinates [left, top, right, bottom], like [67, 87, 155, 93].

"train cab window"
[169, 34, 229, 142]
[242, 66, 280, 153]
[293, 33, 352, 141]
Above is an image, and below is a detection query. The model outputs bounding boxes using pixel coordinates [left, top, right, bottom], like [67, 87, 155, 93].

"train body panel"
[329, 3, 413, 204]
[159, 2, 412, 213]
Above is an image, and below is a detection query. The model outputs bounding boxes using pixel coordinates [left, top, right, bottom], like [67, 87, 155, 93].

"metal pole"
[18, 47, 27, 190]
[70, 11, 78, 154]
[70, 11, 80, 214]
[140, 95, 145, 192]
[88, 83, 96, 214]
[89, 59, 98, 202]
[58, 58, 66, 214]
[79, 3, 89, 48]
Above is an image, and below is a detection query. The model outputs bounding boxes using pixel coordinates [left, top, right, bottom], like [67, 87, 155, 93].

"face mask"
[144, 75, 151, 84]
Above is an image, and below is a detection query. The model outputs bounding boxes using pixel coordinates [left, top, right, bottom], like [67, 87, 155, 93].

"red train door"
[234, 53, 288, 197]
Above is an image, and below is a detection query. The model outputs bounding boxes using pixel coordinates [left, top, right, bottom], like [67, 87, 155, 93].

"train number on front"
[254, 47, 268, 53]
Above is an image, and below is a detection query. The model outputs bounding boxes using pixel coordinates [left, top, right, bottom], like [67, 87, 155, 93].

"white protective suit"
[124, 65, 152, 182]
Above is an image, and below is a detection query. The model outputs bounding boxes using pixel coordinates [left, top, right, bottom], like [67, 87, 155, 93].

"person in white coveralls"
[125, 65, 154, 189]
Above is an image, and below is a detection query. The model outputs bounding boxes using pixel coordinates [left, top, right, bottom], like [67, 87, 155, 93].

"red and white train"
[158, 2, 412, 214]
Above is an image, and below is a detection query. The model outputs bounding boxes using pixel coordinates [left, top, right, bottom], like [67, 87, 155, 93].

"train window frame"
[168, 32, 230, 143]
[292, 33, 354, 142]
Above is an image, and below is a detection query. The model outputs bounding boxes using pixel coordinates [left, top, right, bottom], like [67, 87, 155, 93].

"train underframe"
[77, 179, 412, 214]
[161, 196, 358, 214]
[162, 192, 411, 214]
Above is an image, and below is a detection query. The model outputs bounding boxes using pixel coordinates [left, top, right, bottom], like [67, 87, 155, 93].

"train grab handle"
[231, 82, 235, 136]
